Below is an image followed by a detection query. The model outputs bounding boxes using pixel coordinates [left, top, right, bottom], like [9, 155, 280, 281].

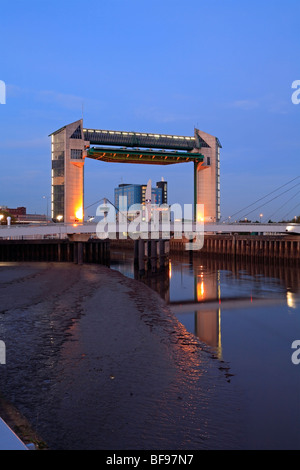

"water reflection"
[169, 254, 300, 361]
[110, 250, 300, 449]
[194, 263, 221, 356]
[110, 250, 300, 356]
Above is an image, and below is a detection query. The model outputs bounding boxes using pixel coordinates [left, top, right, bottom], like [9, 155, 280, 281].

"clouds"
[0, 137, 48, 149]
[36, 90, 85, 111]
[226, 94, 291, 114]
[134, 105, 199, 125]
[230, 99, 260, 110]
[7, 84, 85, 111]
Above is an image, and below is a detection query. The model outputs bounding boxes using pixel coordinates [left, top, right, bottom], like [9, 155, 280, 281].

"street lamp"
[0, 214, 3, 224]
[260, 213, 263, 223]
[57, 215, 63, 222]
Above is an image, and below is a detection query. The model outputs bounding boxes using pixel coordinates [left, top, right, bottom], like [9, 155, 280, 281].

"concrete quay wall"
[170, 234, 300, 262]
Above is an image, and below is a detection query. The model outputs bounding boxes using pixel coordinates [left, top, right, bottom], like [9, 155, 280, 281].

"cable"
[265, 188, 300, 221]
[243, 182, 300, 219]
[225, 176, 300, 221]
[281, 202, 300, 221]
[84, 198, 105, 210]
[84, 196, 132, 222]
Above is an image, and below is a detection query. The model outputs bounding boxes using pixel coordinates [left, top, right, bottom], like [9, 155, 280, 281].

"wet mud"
[0, 262, 244, 450]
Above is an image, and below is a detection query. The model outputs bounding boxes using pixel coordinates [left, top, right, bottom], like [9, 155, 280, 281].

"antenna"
[82, 102, 84, 120]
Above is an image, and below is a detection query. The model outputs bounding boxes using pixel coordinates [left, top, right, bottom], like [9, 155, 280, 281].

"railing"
[0, 221, 299, 240]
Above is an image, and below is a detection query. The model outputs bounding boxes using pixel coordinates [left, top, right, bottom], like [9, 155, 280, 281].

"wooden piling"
[0, 239, 110, 265]
[169, 234, 300, 264]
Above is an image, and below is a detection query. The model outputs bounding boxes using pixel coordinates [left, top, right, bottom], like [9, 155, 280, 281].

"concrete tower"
[50, 120, 87, 223]
[193, 129, 221, 222]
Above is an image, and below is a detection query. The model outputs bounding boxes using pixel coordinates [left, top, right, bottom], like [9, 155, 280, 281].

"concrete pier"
[134, 239, 170, 275]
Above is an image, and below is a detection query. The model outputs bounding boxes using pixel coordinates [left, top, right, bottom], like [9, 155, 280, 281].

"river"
[110, 250, 300, 450]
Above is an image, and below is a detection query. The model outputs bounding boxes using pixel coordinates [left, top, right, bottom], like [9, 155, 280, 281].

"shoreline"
[0, 262, 244, 450]
[0, 392, 48, 450]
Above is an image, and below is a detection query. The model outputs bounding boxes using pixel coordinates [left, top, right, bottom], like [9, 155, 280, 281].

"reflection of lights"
[197, 280, 205, 301]
[217, 271, 221, 301]
[218, 308, 223, 360]
[287, 291, 297, 309]
[169, 261, 172, 279]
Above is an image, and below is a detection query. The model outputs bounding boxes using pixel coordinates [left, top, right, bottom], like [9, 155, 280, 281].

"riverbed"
[0, 261, 244, 450]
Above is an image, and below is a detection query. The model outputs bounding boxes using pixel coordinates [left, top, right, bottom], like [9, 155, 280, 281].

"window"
[52, 159, 64, 171]
[52, 185, 65, 220]
[70, 126, 82, 139]
[71, 149, 83, 160]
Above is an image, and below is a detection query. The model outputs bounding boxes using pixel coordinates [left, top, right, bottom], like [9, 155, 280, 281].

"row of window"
[52, 151, 64, 161]
[52, 184, 64, 220]
[70, 149, 83, 159]
[52, 159, 64, 170]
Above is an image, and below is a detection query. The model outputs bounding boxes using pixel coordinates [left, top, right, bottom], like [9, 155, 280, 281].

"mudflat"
[0, 262, 243, 450]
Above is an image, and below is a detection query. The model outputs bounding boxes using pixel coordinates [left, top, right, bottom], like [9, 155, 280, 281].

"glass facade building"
[114, 184, 143, 212]
[114, 183, 164, 212]
[156, 180, 168, 205]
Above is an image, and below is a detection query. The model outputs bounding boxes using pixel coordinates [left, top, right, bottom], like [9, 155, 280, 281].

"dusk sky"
[1, 0, 300, 221]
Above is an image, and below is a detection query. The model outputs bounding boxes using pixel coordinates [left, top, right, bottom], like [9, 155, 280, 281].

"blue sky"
[0, 0, 300, 221]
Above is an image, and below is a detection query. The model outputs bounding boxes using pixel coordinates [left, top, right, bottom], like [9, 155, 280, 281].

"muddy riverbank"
[0, 262, 244, 450]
